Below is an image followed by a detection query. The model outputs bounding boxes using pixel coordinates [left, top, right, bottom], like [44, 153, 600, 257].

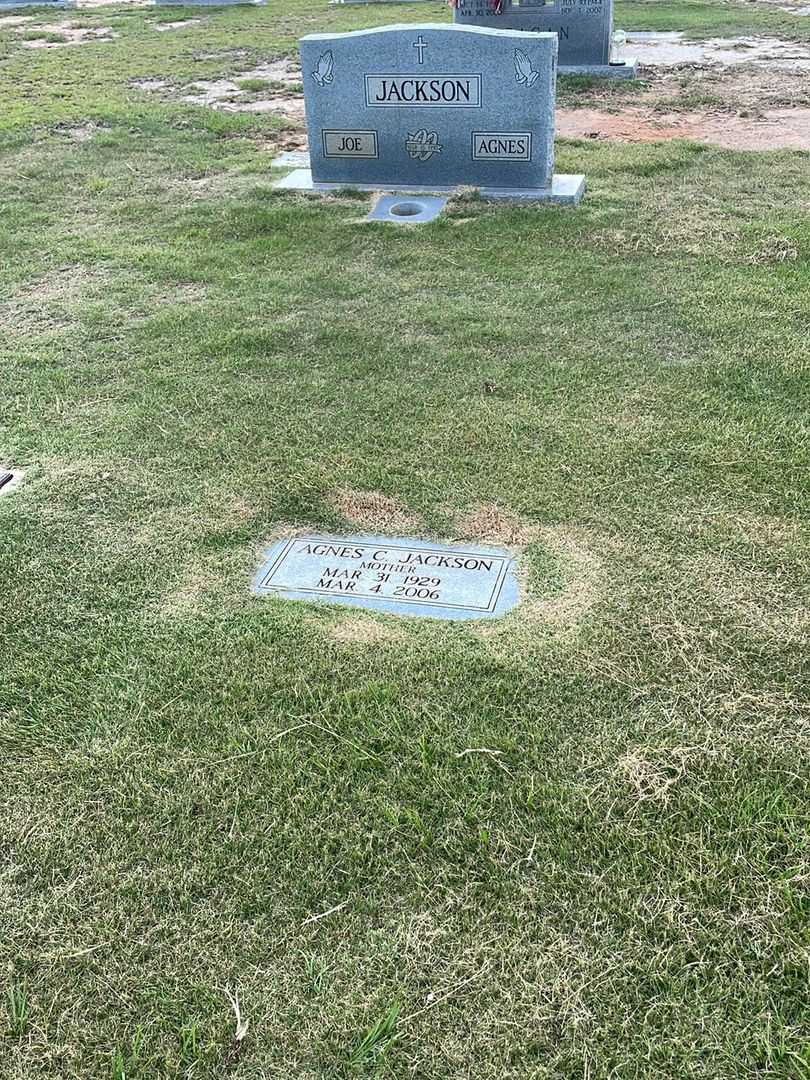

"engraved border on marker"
[259, 537, 510, 613]
[471, 131, 533, 161]
[322, 129, 379, 159]
[364, 74, 482, 109]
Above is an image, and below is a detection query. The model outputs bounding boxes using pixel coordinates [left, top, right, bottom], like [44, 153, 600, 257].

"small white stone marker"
[0, 469, 21, 496]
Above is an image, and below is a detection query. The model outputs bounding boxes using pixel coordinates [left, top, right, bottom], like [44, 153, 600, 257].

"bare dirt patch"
[129, 58, 306, 125]
[129, 57, 305, 141]
[630, 31, 810, 70]
[20, 22, 115, 48]
[180, 78, 242, 106]
[247, 58, 300, 85]
[559, 56, 810, 150]
[557, 104, 810, 150]
[180, 59, 300, 104]
[154, 18, 201, 32]
[0, 15, 33, 27]
[259, 129, 308, 153]
[131, 78, 168, 92]
[57, 121, 107, 143]
[225, 98, 305, 120]
[329, 489, 423, 535]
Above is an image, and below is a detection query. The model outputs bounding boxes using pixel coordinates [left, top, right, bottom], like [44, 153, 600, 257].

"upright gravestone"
[453, 0, 637, 79]
[274, 23, 584, 205]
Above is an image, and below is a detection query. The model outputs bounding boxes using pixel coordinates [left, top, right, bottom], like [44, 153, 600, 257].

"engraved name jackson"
[259, 539, 510, 612]
[365, 74, 482, 108]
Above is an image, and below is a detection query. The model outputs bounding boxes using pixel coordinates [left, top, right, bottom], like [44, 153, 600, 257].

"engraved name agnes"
[365, 74, 482, 108]
[472, 131, 532, 160]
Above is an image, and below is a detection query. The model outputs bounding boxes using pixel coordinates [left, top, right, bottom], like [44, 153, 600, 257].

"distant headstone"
[274, 23, 585, 204]
[155, 0, 263, 6]
[254, 534, 520, 621]
[453, 0, 637, 79]
[0, 0, 72, 8]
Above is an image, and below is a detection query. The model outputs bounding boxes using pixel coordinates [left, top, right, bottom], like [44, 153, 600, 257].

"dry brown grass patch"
[329, 488, 423, 534]
[454, 503, 537, 547]
[158, 567, 218, 618]
[730, 510, 806, 548]
[523, 525, 605, 628]
[746, 234, 800, 265]
[10, 264, 109, 304]
[693, 553, 808, 644]
[615, 745, 707, 806]
[2, 269, 208, 335]
[473, 524, 608, 656]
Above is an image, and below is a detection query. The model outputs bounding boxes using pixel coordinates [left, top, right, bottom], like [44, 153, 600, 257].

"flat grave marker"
[254, 535, 520, 621]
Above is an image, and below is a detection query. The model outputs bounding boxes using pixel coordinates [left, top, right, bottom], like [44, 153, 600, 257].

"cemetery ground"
[1, 0, 809, 1076]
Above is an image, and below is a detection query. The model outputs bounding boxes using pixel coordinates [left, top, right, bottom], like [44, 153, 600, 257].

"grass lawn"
[1, 0, 809, 1077]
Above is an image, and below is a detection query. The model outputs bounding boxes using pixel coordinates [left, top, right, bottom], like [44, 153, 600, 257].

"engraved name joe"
[472, 132, 532, 161]
[322, 130, 378, 159]
[365, 74, 482, 108]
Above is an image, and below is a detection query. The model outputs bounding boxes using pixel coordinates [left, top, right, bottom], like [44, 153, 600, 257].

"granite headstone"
[275, 23, 585, 204]
[453, 0, 637, 78]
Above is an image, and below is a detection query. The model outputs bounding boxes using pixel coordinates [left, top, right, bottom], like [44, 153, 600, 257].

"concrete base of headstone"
[367, 194, 449, 223]
[560, 58, 638, 79]
[273, 167, 585, 206]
